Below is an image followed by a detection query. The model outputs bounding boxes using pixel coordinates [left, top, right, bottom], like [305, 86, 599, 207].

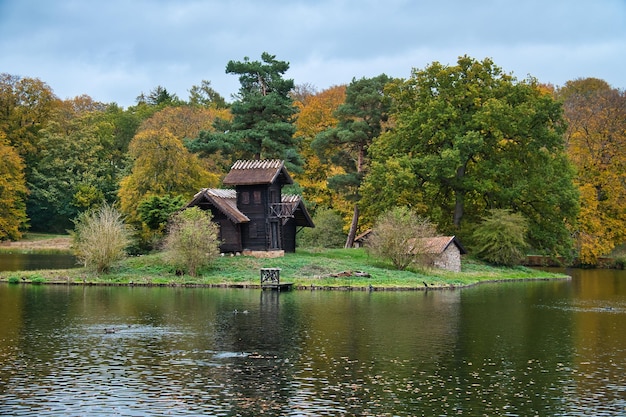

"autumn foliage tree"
[0, 135, 28, 240]
[557, 78, 626, 264]
[118, 128, 216, 222]
[293, 85, 347, 210]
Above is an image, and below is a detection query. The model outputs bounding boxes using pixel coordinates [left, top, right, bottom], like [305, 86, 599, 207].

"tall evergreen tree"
[312, 74, 392, 247]
[187, 52, 301, 171]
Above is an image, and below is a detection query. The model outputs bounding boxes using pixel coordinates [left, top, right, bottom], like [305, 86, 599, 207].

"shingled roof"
[186, 188, 314, 227]
[186, 189, 250, 223]
[222, 159, 294, 186]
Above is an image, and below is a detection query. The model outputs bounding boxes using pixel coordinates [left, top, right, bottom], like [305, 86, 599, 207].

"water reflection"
[0, 253, 77, 272]
[0, 273, 625, 416]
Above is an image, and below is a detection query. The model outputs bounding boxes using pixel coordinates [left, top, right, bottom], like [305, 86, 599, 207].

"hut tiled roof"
[222, 159, 294, 186]
[409, 236, 467, 254]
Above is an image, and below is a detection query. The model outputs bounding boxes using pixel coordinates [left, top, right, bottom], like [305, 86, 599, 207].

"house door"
[269, 221, 280, 249]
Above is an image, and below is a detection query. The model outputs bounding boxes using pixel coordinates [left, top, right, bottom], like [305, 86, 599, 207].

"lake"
[0, 268, 624, 416]
[0, 253, 77, 272]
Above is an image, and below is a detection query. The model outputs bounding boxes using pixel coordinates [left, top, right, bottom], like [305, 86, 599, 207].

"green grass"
[0, 248, 569, 289]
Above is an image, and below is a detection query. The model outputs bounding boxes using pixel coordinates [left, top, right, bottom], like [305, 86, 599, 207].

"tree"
[472, 209, 529, 267]
[557, 78, 626, 264]
[188, 80, 228, 109]
[293, 85, 347, 210]
[136, 85, 182, 107]
[137, 194, 186, 232]
[26, 98, 124, 232]
[298, 208, 346, 248]
[71, 204, 131, 274]
[366, 207, 438, 270]
[364, 56, 578, 257]
[118, 128, 217, 222]
[187, 52, 301, 171]
[0, 136, 28, 240]
[163, 207, 220, 276]
[0, 74, 60, 166]
[312, 75, 392, 248]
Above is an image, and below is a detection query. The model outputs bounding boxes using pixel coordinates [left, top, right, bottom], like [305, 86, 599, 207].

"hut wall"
[433, 245, 462, 272]
[218, 219, 241, 253]
[282, 218, 297, 253]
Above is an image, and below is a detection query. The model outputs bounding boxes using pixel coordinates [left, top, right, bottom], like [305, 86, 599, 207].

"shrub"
[367, 207, 437, 270]
[72, 204, 131, 274]
[163, 207, 220, 277]
[138, 194, 186, 232]
[31, 276, 45, 284]
[298, 208, 346, 248]
[8, 276, 20, 284]
[472, 209, 528, 267]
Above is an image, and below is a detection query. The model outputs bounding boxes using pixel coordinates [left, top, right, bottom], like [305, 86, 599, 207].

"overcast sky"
[1, 0, 624, 107]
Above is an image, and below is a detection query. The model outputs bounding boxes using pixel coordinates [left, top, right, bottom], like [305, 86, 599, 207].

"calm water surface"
[0, 269, 625, 416]
[0, 253, 77, 272]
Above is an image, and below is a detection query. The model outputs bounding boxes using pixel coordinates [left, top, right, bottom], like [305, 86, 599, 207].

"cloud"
[1, 0, 624, 107]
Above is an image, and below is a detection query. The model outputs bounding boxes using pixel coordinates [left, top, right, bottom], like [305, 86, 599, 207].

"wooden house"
[186, 160, 314, 253]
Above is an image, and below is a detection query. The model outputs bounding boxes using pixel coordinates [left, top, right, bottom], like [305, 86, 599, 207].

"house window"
[253, 191, 262, 204]
[241, 191, 249, 205]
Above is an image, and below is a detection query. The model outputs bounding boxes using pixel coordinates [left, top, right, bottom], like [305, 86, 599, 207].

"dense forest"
[1, 53, 624, 265]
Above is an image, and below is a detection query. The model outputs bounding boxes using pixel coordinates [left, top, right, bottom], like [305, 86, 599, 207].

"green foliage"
[72, 204, 131, 274]
[188, 80, 228, 109]
[163, 207, 220, 277]
[298, 208, 346, 248]
[137, 194, 186, 231]
[366, 207, 437, 270]
[8, 276, 20, 284]
[364, 56, 578, 257]
[472, 209, 529, 267]
[187, 52, 301, 171]
[30, 275, 45, 284]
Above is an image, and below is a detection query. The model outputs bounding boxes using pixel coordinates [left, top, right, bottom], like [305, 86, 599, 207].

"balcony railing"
[269, 203, 294, 218]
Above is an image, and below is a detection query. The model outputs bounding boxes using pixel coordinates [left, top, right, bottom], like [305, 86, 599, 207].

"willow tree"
[363, 56, 578, 257]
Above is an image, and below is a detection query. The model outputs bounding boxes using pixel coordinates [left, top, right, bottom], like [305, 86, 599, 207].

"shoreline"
[0, 273, 571, 291]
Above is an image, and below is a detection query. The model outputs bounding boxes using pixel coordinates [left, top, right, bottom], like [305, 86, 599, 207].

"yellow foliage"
[0, 136, 28, 240]
[562, 82, 626, 263]
[293, 85, 348, 213]
[118, 128, 218, 221]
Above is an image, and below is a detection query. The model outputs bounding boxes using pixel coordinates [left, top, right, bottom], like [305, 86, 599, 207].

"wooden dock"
[260, 268, 293, 291]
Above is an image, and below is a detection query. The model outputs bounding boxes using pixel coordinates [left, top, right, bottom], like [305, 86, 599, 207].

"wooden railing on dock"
[260, 268, 293, 291]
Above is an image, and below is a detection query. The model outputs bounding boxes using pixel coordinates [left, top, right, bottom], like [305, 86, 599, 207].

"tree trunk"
[345, 203, 359, 248]
[453, 164, 466, 227]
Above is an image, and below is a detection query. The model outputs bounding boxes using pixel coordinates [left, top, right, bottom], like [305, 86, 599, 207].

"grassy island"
[0, 243, 569, 290]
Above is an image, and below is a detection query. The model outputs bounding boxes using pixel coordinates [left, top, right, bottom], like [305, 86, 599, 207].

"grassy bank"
[0, 233, 71, 254]
[0, 247, 569, 290]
